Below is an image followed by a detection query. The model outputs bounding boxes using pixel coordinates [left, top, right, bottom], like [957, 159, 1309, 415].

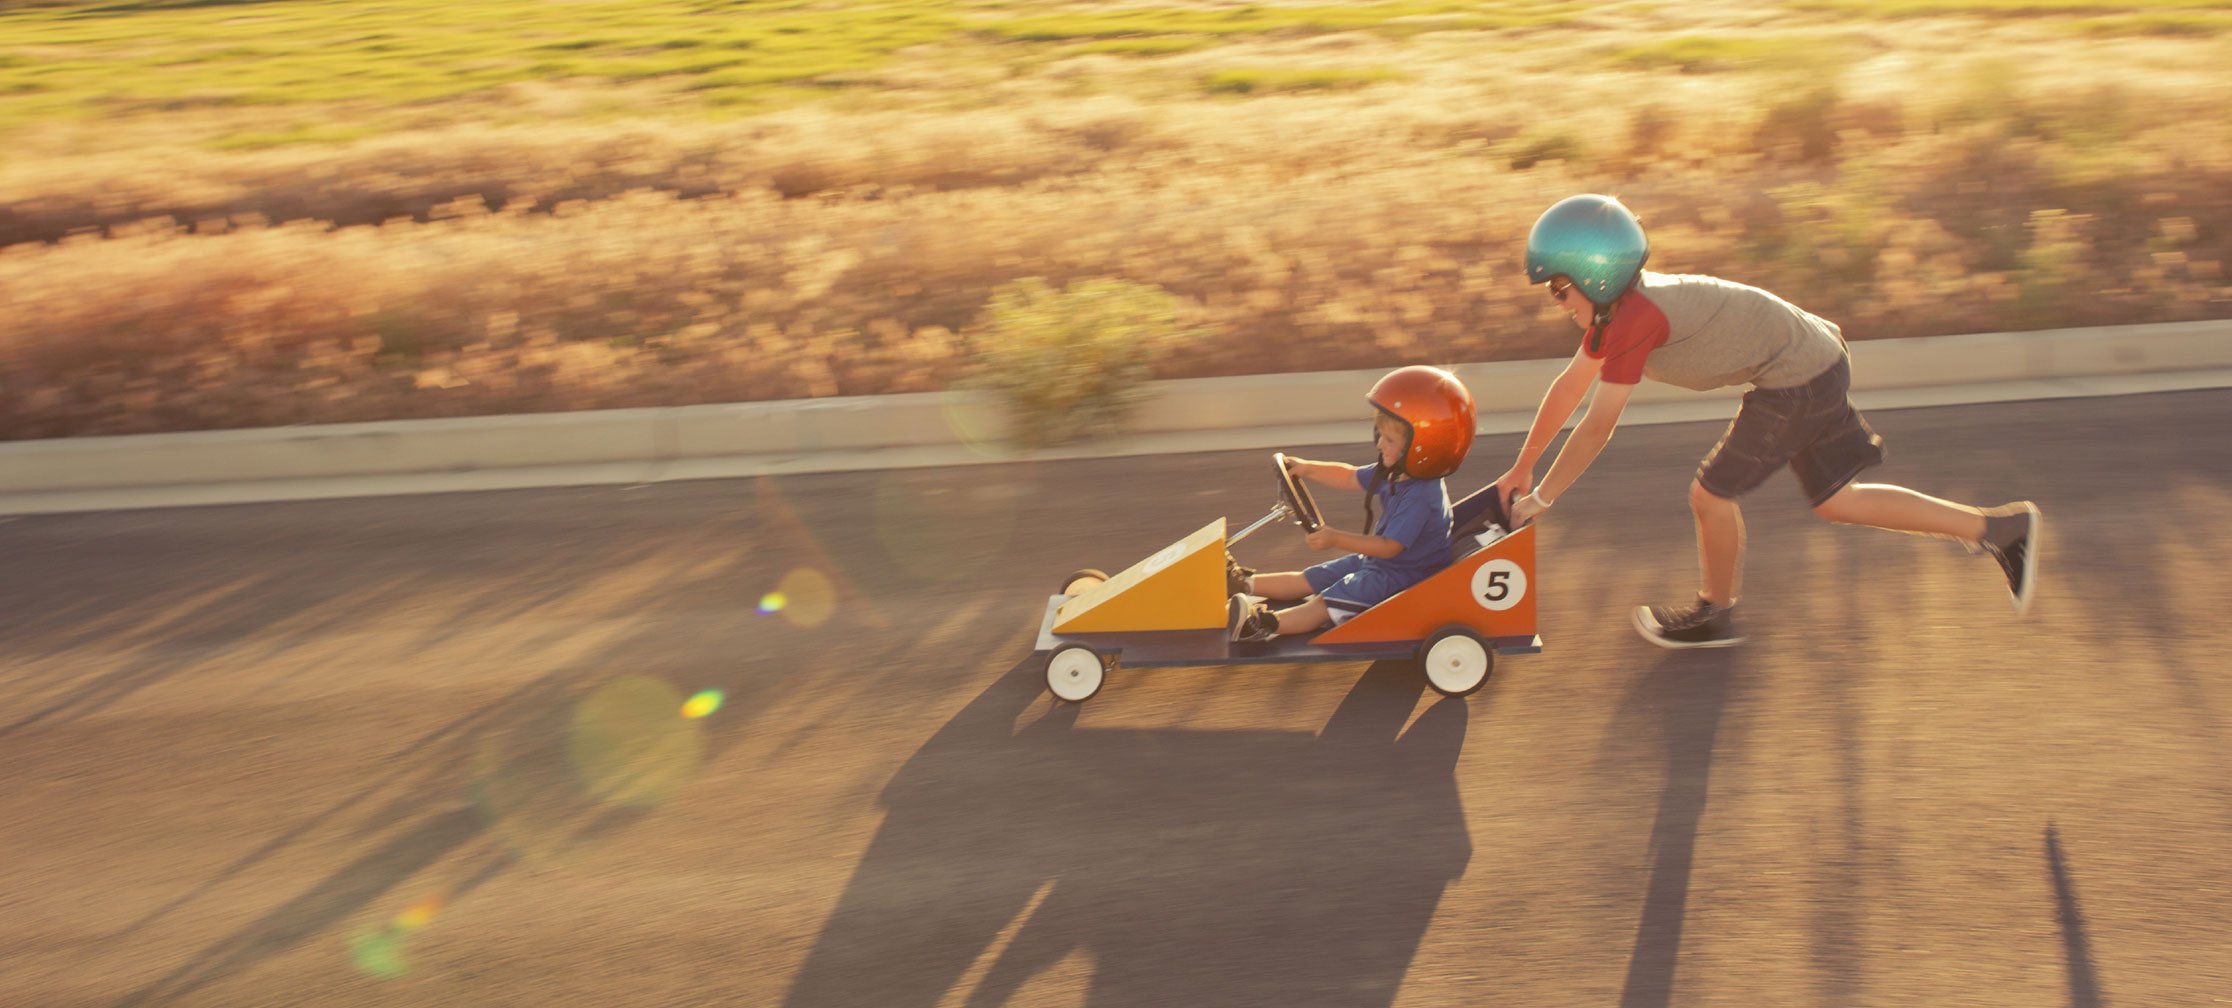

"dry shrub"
[965, 276, 1194, 447]
[0, 106, 1162, 247]
[5, 45, 2232, 439]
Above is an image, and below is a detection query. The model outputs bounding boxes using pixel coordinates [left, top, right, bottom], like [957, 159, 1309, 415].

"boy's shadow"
[783, 659, 1474, 1008]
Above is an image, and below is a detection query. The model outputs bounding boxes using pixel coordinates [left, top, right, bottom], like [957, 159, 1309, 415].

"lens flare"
[754, 476, 890, 629]
[940, 386, 1014, 460]
[569, 677, 705, 807]
[681, 689, 724, 719]
[769, 567, 835, 628]
[871, 470, 1019, 584]
[395, 896, 445, 932]
[759, 591, 787, 614]
[349, 928, 411, 979]
[348, 893, 447, 980]
[472, 677, 707, 866]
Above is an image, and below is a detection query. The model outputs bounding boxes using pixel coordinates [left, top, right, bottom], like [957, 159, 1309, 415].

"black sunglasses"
[1547, 279, 1573, 302]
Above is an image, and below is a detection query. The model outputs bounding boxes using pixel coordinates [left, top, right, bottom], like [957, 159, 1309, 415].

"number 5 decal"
[1470, 558, 1528, 612]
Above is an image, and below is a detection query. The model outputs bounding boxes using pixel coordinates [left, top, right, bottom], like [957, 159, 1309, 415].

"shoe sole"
[1631, 606, 1745, 649]
[2011, 503, 2042, 617]
[1227, 593, 1277, 643]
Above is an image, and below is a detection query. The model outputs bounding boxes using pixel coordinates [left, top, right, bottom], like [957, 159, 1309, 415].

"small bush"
[1071, 37, 1213, 56]
[964, 277, 1196, 449]
[1614, 35, 1765, 74]
[1201, 67, 1402, 95]
[2013, 208, 2093, 327]
[2069, 13, 2232, 38]
[1751, 181, 1891, 304]
[1755, 84, 1843, 163]
[1503, 130, 1588, 170]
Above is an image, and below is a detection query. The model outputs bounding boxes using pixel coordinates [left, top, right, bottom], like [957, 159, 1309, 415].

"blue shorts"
[1304, 554, 1417, 621]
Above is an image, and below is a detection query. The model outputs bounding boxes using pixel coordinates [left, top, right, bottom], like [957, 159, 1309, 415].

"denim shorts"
[1696, 355, 1886, 506]
[1304, 553, 1416, 623]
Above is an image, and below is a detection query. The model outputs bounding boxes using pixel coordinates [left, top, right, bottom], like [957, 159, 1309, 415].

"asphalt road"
[3, 389, 2229, 1008]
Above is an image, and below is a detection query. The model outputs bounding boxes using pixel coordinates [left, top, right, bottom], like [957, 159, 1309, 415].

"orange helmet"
[1368, 365, 1476, 479]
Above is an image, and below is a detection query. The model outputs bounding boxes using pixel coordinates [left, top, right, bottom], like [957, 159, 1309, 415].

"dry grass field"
[2, 0, 2229, 440]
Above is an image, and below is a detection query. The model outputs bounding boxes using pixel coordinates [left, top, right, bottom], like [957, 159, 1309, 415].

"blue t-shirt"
[1355, 463, 1453, 582]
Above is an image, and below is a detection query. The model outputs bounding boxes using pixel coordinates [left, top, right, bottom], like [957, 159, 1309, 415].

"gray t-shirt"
[1588, 272, 1848, 391]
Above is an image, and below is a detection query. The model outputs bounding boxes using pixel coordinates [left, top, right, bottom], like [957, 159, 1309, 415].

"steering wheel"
[1272, 453, 1324, 533]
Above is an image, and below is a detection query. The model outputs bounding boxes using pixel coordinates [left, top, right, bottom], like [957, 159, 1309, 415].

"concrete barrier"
[3, 320, 2229, 513]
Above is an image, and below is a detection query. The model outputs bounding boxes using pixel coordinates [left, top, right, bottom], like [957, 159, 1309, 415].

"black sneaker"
[1980, 502, 2042, 616]
[1225, 552, 1256, 598]
[1228, 592, 1279, 643]
[1632, 596, 1743, 649]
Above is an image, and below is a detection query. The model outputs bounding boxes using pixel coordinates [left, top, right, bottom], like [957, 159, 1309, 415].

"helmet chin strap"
[1364, 418, 1402, 533]
[1363, 461, 1392, 535]
[1586, 302, 1613, 354]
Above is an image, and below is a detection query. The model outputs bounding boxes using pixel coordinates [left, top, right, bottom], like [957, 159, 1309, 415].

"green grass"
[5, 0, 2213, 151]
[1791, 0, 2232, 16]
[0, 0, 968, 136]
[980, 2, 1583, 43]
[0, 0, 1601, 145]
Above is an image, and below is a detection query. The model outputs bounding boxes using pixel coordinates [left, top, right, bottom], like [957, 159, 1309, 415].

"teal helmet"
[1524, 194, 1649, 307]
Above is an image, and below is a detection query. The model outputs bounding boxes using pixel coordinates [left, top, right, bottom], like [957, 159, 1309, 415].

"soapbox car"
[1032, 453, 1542, 702]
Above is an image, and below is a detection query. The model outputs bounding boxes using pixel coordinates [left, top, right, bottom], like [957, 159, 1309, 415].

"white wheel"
[1418, 627, 1491, 697]
[1045, 644, 1107, 702]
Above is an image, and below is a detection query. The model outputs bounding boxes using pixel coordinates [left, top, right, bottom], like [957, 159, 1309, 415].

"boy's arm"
[1284, 459, 1383, 551]
[1305, 527, 1403, 559]
[1285, 458, 1360, 491]
[1311, 478, 1433, 558]
[1496, 348, 1600, 498]
[1514, 377, 1634, 522]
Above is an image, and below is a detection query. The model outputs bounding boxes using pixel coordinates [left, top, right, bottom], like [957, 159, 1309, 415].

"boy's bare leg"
[1273, 596, 1331, 636]
[1813, 483, 1988, 543]
[1689, 480, 1745, 608]
[1250, 572, 1314, 601]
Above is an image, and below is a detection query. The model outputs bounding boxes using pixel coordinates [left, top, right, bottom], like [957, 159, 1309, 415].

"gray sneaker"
[1980, 502, 2042, 616]
[1228, 592, 1279, 643]
[1632, 596, 1743, 649]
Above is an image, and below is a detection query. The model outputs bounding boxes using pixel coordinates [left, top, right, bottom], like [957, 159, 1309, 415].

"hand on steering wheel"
[1272, 453, 1324, 533]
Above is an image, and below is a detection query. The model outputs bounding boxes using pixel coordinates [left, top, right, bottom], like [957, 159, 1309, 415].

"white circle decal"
[1470, 558, 1527, 611]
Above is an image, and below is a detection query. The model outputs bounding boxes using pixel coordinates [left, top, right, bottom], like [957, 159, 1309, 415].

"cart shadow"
[782, 658, 1473, 1008]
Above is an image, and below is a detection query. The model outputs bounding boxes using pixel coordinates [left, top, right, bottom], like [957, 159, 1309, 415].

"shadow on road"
[784, 657, 1474, 1008]
[104, 671, 695, 1007]
[113, 807, 503, 1007]
[1607, 649, 1746, 1008]
[2044, 823, 2106, 1008]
